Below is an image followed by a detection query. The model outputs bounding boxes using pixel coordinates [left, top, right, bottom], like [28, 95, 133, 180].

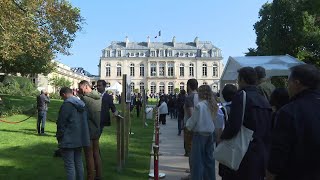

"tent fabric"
[220, 55, 305, 83]
[106, 82, 122, 93]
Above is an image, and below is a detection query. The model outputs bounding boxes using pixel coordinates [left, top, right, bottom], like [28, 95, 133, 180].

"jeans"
[37, 110, 47, 133]
[191, 133, 216, 180]
[84, 139, 102, 180]
[61, 148, 84, 180]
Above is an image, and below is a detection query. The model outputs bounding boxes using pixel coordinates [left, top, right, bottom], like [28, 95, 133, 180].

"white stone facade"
[99, 37, 223, 94]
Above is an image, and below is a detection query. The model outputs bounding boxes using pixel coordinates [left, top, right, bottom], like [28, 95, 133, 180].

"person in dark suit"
[266, 64, 320, 180]
[37, 89, 50, 135]
[220, 67, 272, 180]
[96, 80, 118, 132]
[135, 93, 142, 117]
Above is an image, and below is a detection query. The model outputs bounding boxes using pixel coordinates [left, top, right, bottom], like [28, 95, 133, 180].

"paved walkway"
[148, 116, 221, 180]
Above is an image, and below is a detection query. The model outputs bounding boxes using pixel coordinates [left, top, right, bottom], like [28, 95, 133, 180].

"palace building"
[99, 36, 223, 94]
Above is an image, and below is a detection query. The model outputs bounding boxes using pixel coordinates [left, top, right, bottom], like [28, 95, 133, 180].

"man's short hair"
[222, 84, 238, 102]
[187, 79, 198, 91]
[238, 67, 258, 85]
[97, 80, 107, 87]
[290, 64, 320, 89]
[60, 87, 72, 96]
[79, 80, 90, 87]
[254, 66, 266, 79]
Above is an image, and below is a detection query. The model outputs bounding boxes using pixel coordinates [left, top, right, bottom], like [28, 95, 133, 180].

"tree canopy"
[246, 0, 320, 66]
[0, 0, 84, 75]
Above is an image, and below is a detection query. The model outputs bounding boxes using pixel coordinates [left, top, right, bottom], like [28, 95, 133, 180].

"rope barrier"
[0, 112, 35, 124]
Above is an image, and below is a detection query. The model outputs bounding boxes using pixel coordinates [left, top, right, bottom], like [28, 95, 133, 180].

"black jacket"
[100, 93, 116, 127]
[220, 86, 272, 179]
[268, 89, 320, 180]
[37, 94, 50, 111]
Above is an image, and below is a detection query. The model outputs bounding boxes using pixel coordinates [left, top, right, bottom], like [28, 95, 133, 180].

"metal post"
[153, 145, 159, 180]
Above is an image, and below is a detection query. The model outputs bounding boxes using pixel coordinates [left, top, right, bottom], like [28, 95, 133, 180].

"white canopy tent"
[106, 81, 122, 94]
[220, 55, 305, 89]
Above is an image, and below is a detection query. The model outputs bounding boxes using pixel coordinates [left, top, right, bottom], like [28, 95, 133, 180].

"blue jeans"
[37, 110, 47, 133]
[61, 148, 84, 180]
[191, 133, 216, 180]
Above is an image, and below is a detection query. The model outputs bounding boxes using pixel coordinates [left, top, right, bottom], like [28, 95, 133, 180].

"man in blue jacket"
[57, 87, 90, 180]
[267, 64, 320, 180]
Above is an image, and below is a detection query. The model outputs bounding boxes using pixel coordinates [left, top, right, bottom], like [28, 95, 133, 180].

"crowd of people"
[153, 64, 320, 180]
[35, 63, 320, 180]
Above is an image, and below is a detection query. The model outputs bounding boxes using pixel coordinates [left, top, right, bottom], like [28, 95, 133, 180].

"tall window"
[189, 63, 194, 77]
[180, 82, 185, 90]
[168, 82, 174, 94]
[106, 82, 111, 88]
[160, 50, 164, 57]
[140, 64, 145, 76]
[106, 50, 110, 57]
[168, 63, 174, 76]
[168, 50, 172, 57]
[130, 82, 135, 93]
[179, 63, 184, 77]
[117, 63, 122, 77]
[150, 63, 157, 76]
[105, 63, 111, 77]
[213, 63, 218, 77]
[130, 63, 135, 77]
[117, 51, 121, 57]
[150, 82, 156, 94]
[151, 51, 155, 57]
[202, 63, 207, 76]
[159, 63, 165, 76]
[159, 82, 165, 94]
[139, 82, 144, 93]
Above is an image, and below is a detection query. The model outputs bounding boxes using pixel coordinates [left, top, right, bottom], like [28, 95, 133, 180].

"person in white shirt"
[158, 95, 168, 125]
[186, 85, 224, 180]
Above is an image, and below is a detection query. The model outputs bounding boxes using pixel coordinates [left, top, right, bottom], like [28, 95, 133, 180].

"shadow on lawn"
[0, 128, 56, 137]
[0, 142, 64, 180]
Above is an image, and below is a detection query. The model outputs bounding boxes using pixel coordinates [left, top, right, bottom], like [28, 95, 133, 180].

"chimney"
[172, 36, 176, 47]
[147, 36, 150, 47]
[194, 37, 199, 48]
[125, 36, 129, 48]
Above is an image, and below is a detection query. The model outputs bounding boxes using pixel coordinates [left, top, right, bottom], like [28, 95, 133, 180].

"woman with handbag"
[186, 85, 224, 180]
[216, 67, 272, 180]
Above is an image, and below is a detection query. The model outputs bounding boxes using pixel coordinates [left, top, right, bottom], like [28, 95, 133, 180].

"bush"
[50, 92, 61, 100]
[0, 75, 38, 96]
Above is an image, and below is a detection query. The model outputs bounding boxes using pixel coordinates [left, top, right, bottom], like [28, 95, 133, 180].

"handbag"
[213, 90, 254, 171]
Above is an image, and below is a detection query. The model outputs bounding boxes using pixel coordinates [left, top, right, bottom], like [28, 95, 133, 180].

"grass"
[0, 95, 154, 180]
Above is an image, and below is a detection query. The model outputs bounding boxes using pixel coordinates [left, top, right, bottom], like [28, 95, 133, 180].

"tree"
[174, 88, 180, 94]
[0, 0, 84, 75]
[247, 0, 320, 66]
[49, 76, 72, 93]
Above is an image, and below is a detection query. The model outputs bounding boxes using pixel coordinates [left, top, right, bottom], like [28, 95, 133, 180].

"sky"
[57, 0, 269, 75]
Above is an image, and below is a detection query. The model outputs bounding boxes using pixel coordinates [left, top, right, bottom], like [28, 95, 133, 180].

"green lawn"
[0, 95, 154, 180]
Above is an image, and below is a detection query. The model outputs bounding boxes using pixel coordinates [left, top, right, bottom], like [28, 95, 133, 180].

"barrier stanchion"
[153, 145, 159, 180]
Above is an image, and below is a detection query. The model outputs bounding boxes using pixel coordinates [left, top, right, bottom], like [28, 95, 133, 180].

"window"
[117, 51, 121, 57]
[140, 82, 144, 93]
[189, 63, 194, 77]
[202, 63, 207, 76]
[160, 50, 164, 57]
[189, 52, 193, 57]
[168, 50, 172, 57]
[150, 63, 157, 76]
[135, 52, 139, 57]
[168, 82, 174, 94]
[168, 63, 174, 76]
[140, 52, 144, 57]
[140, 64, 144, 76]
[180, 82, 185, 90]
[159, 63, 165, 76]
[130, 52, 134, 57]
[130, 63, 135, 77]
[185, 53, 189, 57]
[105, 63, 111, 77]
[151, 51, 155, 57]
[179, 63, 184, 77]
[106, 50, 110, 57]
[213, 63, 218, 77]
[203, 82, 208, 85]
[159, 82, 165, 94]
[179, 52, 183, 57]
[130, 82, 135, 93]
[150, 82, 156, 94]
[117, 63, 122, 77]
[106, 82, 111, 88]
